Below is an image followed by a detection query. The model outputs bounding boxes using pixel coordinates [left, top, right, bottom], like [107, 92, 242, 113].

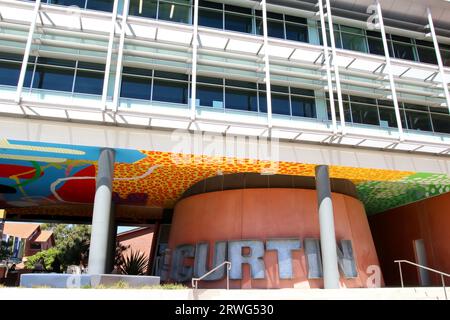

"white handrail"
[191, 261, 231, 290]
[394, 259, 449, 300]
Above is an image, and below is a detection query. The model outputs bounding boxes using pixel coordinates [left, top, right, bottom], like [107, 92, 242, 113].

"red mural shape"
[0, 164, 44, 179]
[51, 165, 96, 203]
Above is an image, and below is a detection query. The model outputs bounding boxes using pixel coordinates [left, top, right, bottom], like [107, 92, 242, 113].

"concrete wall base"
[20, 274, 160, 288]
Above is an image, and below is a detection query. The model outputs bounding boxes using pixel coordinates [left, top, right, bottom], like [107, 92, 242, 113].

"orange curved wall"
[168, 188, 382, 289]
[369, 192, 450, 287]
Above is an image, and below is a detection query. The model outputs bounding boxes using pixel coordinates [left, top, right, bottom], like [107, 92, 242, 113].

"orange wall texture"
[369, 192, 450, 287]
[168, 188, 381, 289]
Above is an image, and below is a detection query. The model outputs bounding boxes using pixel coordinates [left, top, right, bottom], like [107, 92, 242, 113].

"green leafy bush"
[25, 247, 59, 270]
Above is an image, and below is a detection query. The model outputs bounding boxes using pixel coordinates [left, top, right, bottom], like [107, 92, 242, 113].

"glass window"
[258, 91, 267, 113]
[319, 28, 342, 49]
[152, 79, 188, 104]
[199, 0, 222, 10]
[198, 75, 223, 85]
[225, 13, 253, 34]
[366, 31, 384, 56]
[405, 110, 432, 132]
[285, 15, 307, 24]
[392, 41, 416, 61]
[86, 0, 113, 12]
[158, 1, 191, 24]
[291, 96, 316, 118]
[350, 103, 379, 125]
[225, 4, 251, 15]
[50, 0, 85, 8]
[32, 66, 74, 92]
[37, 57, 76, 68]
[120, 75, 151, 100]
[286, 23, 308, 43]
[440, 48, 450, 67]
[225, 87, 257, 112]
[225, 79, 256, 89]
[197, 84, 223, 107]
[0, 61, 21, 86]
[267, 20, 285, 39]
[74, 70, 103, 95]
[379, 107, 406, 128]
[271, 93, 290, 115]
[199, 8, 223, 29]
[341, 26, 367, 53]
[129, 0, 157, 19]
[431, 113, 450, 134]
[23, 65, 34, 88]
[327, 100, 351, 122]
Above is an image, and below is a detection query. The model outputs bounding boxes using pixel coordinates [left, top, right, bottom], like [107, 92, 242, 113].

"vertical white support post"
[101, 0, 120, 110]
[324, 0, 345, 134]
[112, 0, 130, 111]
[376, 0, 404, 141]
[261, 0, 273, 128]
[317, 0, 337, 134]
[15, 0, 41, 103]
[88, 148, 115, 275]
[427, 8, 450, 114]
[190, 0, 199, 121]
[315, 165, 340, 289]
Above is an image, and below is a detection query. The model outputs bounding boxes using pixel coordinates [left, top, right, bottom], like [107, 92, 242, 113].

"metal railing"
[191, 261, 231, 290]
[394, 260, 450, 300]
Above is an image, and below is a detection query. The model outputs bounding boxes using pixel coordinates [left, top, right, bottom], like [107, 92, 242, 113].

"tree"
[114, 239, 130, 272]
[25, 247, 59, 270]
[41, 224, 91, 269]
[0, 240, 10, 261]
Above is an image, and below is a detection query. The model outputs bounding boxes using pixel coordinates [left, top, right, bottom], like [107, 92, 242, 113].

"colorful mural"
[1, 139, 449, 215]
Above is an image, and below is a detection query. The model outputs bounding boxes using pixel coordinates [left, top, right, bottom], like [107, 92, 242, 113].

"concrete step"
[0, 287, 448, 300]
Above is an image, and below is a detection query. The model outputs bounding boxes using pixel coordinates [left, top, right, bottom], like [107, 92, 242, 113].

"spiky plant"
[119, 250, 149, 275]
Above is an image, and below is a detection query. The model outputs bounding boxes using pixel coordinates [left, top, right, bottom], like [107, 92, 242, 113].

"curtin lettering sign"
[170, 238, 357, 282]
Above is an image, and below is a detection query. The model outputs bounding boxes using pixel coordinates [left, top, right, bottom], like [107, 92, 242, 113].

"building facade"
[0, 0, 449, 288]
[1, 223, 54, 261]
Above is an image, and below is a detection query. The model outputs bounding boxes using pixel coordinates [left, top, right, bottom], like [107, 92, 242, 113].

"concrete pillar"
[315, 165, 340, 289]
[105, 208, 117, 273]
[88, 148, 115, 275]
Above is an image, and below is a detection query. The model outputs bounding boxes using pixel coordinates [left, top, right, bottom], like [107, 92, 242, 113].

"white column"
[88, 149, 115, 274]
[426, 8, 450, 114]
[101, 0, 120, 110]
[315, 165, 340, 289]
[261, 0, 273, 128]
[317, 0, 337, 134]
[376, 0, 404, 141]
[324, 0, 345, 134]
[15, 0, 41, 103]
[112, 0, 130, 111]
[190, 0, 199, 121]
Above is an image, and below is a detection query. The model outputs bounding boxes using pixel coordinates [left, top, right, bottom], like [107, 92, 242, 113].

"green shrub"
[25, 247, 59, 270]
[119, 250, 149, 275]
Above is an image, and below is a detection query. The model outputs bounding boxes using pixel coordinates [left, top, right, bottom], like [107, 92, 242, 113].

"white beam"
[325, 0, 346, 134]
[317, 0, 337, 134]
[427, 8, 450, 114]
[14, 0, 41, 103]
[190, 0, 199, 121]
[261, 0, 273, 128]
[376, 0, 405, 141]
[112, 0, 130, 112]
[101, 0, 119, 110]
